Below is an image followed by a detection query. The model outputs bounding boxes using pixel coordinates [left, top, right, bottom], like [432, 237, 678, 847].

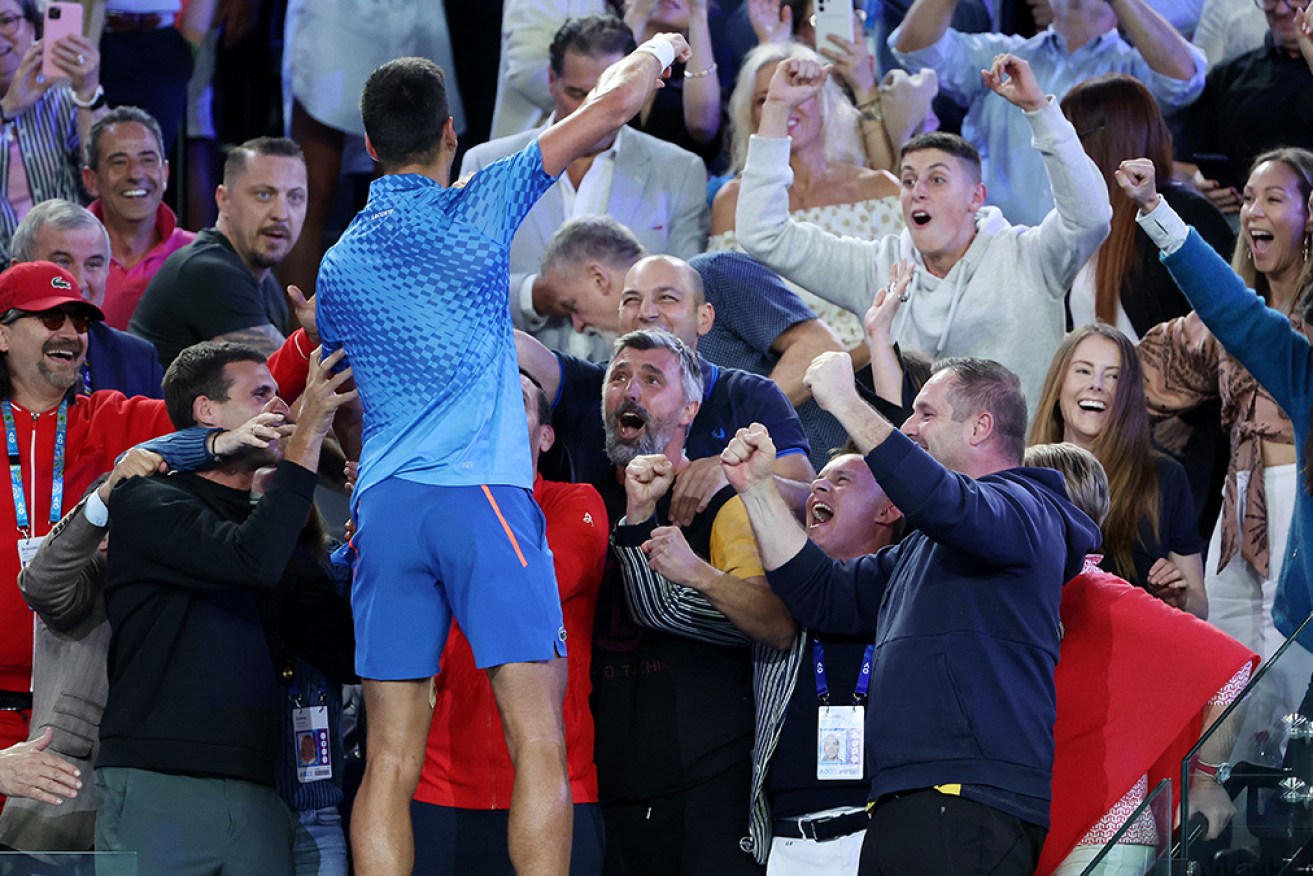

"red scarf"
[1037, 567, 1258, 875]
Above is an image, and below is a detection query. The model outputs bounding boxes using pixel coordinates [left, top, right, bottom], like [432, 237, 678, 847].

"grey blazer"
[461, 124, 710, 361]
[0, 497, 107, 851]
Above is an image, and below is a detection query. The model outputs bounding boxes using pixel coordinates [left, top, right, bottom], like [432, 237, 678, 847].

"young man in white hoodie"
[735, 53, 1110, 422]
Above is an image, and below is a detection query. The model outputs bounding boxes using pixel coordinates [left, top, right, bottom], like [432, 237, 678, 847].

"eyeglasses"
[0, 13, 28, 37]
[26, 310, 91, 333]
[1254, 0, 1309, 13]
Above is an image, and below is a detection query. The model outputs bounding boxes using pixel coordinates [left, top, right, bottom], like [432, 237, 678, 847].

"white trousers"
[1205, 464, 1296, 660]
[767, 830, 865, 876]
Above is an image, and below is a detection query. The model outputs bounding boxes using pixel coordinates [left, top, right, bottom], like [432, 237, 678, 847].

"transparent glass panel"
[0, 851, 136, 875]
[1077, 778, 1173, 876]
[1181, 611, 1313, 874]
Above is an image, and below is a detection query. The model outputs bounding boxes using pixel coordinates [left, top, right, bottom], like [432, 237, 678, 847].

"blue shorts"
[350, 479, 566, 680]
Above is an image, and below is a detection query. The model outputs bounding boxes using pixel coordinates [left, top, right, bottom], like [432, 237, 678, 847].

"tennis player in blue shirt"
[316, 35, 691, 876]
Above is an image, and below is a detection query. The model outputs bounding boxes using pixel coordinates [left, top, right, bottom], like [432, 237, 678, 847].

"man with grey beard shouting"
[591, 327, 774, 875]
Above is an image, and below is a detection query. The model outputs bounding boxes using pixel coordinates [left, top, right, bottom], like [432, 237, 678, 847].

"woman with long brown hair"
[1061, 73, 1236, 547]
[1060, 74, 1235, 339]
[1030, 324, 1206, 615]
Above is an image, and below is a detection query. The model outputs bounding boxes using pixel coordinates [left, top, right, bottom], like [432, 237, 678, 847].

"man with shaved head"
[517, 252, 815, 498]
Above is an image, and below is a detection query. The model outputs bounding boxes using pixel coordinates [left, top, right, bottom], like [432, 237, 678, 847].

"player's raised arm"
[537, 32, 690, 177]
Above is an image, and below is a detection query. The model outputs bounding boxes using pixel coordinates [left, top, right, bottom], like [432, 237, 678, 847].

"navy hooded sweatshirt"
[765, 429, 1101, 827]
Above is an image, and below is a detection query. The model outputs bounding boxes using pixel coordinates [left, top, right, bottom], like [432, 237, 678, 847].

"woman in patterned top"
[1137, 147, 1313, 664]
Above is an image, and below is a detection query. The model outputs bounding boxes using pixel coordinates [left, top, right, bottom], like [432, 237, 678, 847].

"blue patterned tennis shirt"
[316, 140, 557, 503]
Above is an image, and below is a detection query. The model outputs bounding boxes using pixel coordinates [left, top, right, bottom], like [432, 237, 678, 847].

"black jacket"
[98, 461, 350, 786]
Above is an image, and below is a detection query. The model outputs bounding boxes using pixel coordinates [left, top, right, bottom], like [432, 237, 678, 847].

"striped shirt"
[0, 88, 85, 259]
[611, 505, 808, 865]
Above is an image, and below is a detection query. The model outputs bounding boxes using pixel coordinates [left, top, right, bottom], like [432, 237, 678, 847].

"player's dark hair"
[520, 370, 552, 426]
[361, 57, 451, 172]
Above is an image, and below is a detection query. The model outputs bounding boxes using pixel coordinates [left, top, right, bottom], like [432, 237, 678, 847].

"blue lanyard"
[813, 638, 875, 706]
[3, 399, 68, 534]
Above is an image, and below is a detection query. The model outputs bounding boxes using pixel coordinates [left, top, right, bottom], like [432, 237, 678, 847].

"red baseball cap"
[0, 262, 104, 320]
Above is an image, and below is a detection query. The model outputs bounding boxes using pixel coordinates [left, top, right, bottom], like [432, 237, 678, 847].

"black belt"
[0, 689, 32, 711]
[773, 809, 870, 842]
[103, 11, 175, 32]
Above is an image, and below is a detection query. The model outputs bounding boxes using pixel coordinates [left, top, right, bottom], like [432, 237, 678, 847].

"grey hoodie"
[736, 99, 1112, 421]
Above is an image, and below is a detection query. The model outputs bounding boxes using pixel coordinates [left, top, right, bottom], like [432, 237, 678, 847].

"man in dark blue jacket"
[722, 352, 1101, 876]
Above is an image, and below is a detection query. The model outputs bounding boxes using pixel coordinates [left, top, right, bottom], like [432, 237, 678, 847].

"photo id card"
[293, 705, 332, 783]
[16, 536, 43, 568]
[817, 705, 864, 780]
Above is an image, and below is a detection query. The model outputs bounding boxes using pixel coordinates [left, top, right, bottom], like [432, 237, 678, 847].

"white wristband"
[636, 38, 676, 72]
[1136, 197, 1190, 255]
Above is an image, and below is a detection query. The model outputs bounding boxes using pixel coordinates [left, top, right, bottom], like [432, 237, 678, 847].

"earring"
[1246, 248, 1253, 263]
[1304, 234, 1310, 262]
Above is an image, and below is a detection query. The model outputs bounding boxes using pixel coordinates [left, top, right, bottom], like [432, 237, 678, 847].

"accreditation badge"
[16, 535, 43, 568]
[817, 705, 864, 780]
[293, 705, 332, 783]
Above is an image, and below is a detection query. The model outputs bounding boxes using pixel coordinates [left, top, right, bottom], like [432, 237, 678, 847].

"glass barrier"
[1077, 778, 1173, 876]
[1180, 611, 1313, 875]
[0, 851, 136, 875]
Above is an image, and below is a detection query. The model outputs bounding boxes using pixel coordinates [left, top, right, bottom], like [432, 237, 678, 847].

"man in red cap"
[0, 262, 316, 795]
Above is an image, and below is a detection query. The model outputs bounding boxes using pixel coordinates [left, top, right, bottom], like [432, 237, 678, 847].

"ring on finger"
[898, 290, 910, 303]
[76, 53, 85, 65]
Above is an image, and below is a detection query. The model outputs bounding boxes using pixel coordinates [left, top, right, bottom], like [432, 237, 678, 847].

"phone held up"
[41, 2, 84, 82]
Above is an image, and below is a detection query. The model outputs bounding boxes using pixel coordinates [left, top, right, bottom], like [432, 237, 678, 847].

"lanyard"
[288, 681, 326, 710]
[3, 399, 68, 534]
[813, 637, 875, 706]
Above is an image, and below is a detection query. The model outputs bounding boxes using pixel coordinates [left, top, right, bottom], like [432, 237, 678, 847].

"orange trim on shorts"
[481, 484, 528, 567]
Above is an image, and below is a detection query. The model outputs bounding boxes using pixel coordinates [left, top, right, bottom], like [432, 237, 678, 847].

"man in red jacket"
[410, 372, 608, 875]
[0, 261, 314, 778]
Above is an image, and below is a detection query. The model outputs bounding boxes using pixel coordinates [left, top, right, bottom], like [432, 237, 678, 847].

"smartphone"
[42, 2, 84, 81]
[1192, 152, 1233, 185]
[813, 0, 855, 51]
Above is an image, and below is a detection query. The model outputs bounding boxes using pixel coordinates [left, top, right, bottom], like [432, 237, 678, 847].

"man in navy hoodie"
[722, 352, 1100, 876]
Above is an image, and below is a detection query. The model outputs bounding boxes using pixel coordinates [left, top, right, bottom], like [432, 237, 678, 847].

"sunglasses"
[27, 310, 91, 333]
